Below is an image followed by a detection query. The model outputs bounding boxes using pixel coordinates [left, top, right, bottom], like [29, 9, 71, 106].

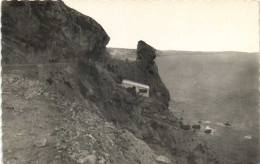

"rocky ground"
[2, 69, 159, 164]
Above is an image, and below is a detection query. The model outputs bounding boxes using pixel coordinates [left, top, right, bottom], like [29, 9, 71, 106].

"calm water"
[156, 52, 259, 163]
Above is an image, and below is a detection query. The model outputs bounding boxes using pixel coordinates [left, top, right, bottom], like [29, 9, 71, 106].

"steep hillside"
[2, 1, 219, 164]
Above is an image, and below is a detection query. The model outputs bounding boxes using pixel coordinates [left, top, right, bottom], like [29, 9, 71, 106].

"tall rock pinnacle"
[137, 40, 156, 65]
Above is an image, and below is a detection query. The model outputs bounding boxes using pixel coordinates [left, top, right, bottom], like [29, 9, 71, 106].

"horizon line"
[107, 47, 259, 54]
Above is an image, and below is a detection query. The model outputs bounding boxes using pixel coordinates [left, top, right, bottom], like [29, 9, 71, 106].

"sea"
[156, 51, 259, 163]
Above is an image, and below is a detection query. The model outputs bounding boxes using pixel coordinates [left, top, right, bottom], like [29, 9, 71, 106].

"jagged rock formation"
[2, 1, 219, 164]
[106, 40, 170, 107]
[137, 40, 156, 64]
[2, 1, 109, 64]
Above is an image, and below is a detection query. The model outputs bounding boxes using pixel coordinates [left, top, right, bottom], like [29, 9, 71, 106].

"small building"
[121, 79, 150, 97]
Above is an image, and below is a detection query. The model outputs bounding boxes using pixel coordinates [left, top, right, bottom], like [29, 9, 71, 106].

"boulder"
[98, 157, 106, 164]
[77, 155, 96, 164]
[224, 122, 231, 127]
[192, 125, 201, 129]
[85, 155, 96, 164]
[34, 138, 47, 147]
[180, 124, 191, 130]
[204, 129, 212, 134]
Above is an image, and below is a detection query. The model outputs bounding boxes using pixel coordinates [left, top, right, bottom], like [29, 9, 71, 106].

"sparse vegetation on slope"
[2, 1, 219, 164]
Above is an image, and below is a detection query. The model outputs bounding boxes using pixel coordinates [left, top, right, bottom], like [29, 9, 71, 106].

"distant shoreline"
[107, 47, 258, 57]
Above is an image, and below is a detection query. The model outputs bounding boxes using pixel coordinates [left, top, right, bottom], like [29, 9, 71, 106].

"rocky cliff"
[2, 1, 109, 64]
[2, 1, 219, 164]
[105, 40, 170, 107]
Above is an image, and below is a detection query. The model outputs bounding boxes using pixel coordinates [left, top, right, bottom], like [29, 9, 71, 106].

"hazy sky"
[64, 0, 259, 52]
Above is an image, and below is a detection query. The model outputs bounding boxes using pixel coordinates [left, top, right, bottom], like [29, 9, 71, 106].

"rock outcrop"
[106, 41, 170, 107]
[2, 1, 109, 64]
[137, 40, 156, 64]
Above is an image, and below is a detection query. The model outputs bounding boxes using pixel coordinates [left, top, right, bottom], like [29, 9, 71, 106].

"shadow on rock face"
[137, 40, 156, 65]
